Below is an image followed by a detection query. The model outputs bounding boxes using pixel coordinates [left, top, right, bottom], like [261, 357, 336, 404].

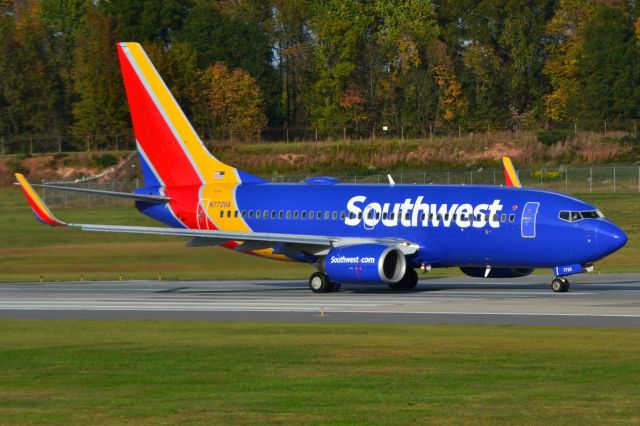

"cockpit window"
[559, 210, 603, 222]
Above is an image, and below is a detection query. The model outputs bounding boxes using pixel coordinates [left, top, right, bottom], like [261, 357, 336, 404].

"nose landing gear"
[551, 276, 570, 293]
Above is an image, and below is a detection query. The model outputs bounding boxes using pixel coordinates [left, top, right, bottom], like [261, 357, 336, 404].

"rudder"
[116, 42, 264, 188]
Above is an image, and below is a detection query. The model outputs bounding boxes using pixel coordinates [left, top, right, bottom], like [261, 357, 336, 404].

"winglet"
[502, 157, 522, 188]
[15, 173, 66, 226]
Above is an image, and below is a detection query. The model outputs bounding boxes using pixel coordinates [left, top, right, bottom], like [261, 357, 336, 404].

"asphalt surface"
[1, 273, 639, 327]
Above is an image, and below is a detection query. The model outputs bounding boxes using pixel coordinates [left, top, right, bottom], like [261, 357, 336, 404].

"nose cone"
[596, 221, 628, 257]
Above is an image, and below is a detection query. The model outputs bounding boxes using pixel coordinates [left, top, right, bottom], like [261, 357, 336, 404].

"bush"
[92, 153, 119, 168]
[7, 156, 27, 175]
[537, 129, 571, 146]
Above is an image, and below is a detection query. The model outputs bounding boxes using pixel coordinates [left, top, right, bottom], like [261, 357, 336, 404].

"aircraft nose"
[596, 221, 628, 257]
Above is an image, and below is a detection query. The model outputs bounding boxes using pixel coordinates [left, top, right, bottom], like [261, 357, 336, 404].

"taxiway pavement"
[1, 273, 639, 327]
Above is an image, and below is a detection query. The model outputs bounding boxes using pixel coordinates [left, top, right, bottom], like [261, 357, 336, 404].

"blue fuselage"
[138, 182, 627, 271]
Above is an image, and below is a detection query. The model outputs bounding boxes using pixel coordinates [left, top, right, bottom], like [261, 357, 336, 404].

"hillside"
[1, 132, 638, 186]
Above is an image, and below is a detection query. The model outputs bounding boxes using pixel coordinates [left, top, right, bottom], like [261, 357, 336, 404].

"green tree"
[180, 0, 279, 122]
[574, 4, 640, 120]
[101, 0, 190, 45]
[72, 4, 128, 141]
[0, 0, 63, 138]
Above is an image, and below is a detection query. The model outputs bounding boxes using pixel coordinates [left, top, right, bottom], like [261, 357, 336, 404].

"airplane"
[15, 42, 628, 294]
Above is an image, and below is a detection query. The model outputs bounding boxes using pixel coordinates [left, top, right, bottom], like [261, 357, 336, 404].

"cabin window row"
[219, 209, 344, 220]
[217, 209, 516, 223]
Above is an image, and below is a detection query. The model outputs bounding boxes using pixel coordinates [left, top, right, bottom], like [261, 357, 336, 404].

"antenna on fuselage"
[387, 174, 395, 186]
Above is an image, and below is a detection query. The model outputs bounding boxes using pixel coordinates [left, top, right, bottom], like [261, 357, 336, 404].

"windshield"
[559, 210, 604, 222]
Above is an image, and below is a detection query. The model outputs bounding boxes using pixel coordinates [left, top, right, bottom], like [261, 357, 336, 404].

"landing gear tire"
[331, 283, 341, 292]
[551, 277, 570, 293]
[388, 268, 419, 291]
[309, 272, 332, 293]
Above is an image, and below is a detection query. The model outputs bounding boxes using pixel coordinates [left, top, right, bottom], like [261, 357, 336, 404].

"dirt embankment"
[0, 152, 138, 187]
[1, 132, 637, 186]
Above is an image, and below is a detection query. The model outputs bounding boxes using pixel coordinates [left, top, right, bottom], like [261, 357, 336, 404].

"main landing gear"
[388, 268, 419, 291]
[551, 276, 570, 293]
[309, 272, 341, 293]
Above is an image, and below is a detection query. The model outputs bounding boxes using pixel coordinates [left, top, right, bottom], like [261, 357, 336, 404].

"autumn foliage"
[200, 63, 266, 142]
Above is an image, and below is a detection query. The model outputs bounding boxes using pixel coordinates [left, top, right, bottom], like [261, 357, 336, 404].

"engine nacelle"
[460, 267, 535, 278]
[320, 244, 406, 284]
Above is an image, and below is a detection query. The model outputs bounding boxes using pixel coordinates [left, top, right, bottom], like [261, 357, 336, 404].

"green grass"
[0, 321, 638, 424]
[0, 188, 637, 282]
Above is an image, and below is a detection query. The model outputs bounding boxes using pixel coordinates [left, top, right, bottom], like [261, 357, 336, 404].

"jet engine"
[459, 267, 534, 278]
[319, 244, 406, 283]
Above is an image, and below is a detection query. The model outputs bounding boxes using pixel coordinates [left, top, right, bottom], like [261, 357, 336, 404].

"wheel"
[400, 268, 419, 290]
[388, 268, 419, 290]
[551, 277, 570, 293]
[309, 272, 332, 293]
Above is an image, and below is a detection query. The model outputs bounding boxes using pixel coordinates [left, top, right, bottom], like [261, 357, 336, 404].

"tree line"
[2, 0, 640, 146]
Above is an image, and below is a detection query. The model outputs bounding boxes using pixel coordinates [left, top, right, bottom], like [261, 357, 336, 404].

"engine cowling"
[320, 244, 406, 284]
[459, 267, 535, 278]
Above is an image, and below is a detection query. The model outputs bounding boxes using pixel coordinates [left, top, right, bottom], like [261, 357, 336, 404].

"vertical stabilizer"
[116, 42, 264, 188]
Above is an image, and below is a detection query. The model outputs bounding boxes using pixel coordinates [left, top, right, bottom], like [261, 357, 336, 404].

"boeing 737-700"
[16, 42, 628, 293]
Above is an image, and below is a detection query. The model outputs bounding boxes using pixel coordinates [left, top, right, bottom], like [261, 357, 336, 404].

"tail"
[116, 42, 265, 188]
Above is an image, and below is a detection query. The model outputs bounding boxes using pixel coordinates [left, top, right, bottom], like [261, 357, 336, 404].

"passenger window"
[263, 209, 268, 218]
[390, 213, 395, 220]
[357, 212, 362, 219]
[270, 210, 275, 219]
[286, 211, 291, 219]
[500, 213, 506, 222]
[317, 211, 322, 219]
[256, 210, 261, 219]
[278, 211, 284, 219]
[367, 211, 373, 219]
[340, 211, 346, 220]
[349, 212, 355, 219]
[249, 210, 254, 218]
[219, 210, 224, 218]
[234, 210, 239, 218]
[333, 211, 338, 220]
[294, 211, 299, 219]
[309, 211, 315, 219]
[301, 211, 307, 219]
[419, 213, 425, 221]
[444, 214, 449, 221]
[509, 214, 515, 222]
[325, 211, 330, 219]
[241, 210, 246, 218]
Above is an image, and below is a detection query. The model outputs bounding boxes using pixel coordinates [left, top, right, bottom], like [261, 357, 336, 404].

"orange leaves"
[201, 63, 267, 142]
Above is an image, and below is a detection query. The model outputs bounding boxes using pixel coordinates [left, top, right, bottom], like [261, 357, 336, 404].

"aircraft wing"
[15, 173, 419, 256]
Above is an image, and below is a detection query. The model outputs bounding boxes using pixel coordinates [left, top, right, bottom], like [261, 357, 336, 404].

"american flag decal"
[214, 171, 225, 179]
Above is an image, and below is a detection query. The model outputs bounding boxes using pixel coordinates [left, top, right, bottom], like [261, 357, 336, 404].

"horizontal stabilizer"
[25, 183, 170, 203]
[15, 174, 66, 226]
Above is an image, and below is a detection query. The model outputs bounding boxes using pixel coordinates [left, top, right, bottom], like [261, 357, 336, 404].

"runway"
[1, 273, 639, 327]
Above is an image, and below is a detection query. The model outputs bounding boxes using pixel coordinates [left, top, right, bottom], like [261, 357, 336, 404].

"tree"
[72, 4, 129, 141]
[180, 0, 278, 122]
[574, 4, 640, 120]
[200, 62, 267, 141]
[101, 0, 190, 45]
